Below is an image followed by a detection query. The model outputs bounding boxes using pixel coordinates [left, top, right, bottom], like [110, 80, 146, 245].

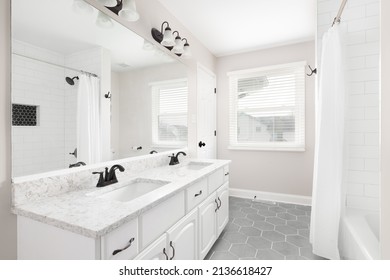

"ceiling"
[158, 0, 316, 57]
[12, 0, 174, 72]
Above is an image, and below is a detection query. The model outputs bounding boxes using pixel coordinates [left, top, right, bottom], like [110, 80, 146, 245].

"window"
[228, 61, 306, 151]
[151, 79, 188, 147]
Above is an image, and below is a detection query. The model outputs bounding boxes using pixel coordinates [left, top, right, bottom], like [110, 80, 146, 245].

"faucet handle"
[104, 167, 109, 181]
[92, 171, 104, 187]
[168, 154, 177, 165]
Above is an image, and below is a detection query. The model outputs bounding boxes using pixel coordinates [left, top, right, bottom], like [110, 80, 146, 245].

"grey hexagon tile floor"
[205, 197, 326, 260]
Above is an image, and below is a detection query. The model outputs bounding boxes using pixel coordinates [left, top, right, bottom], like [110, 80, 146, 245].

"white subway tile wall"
[12, 40, 66, 176]
[317, 0, 380, 210]
[12, 40, 103, 177]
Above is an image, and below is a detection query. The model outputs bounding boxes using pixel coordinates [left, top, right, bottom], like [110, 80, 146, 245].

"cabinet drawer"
[223, 165, 229, 183]
[101, 218, 138, 260]
[208, 168, 224, 194]
[186, 178, 207, 212]
[140, 191, 185, 250]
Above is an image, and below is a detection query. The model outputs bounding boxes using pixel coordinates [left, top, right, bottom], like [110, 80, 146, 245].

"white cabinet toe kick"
[17, 163, 230, 260]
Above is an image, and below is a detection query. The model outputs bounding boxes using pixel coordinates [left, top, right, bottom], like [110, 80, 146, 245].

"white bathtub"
[340, 208, 380, 260]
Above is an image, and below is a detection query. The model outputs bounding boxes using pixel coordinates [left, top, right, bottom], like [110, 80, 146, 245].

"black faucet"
[169, 151, 187, 165]
[92, 164, 125, 187]
[69, 161, 86, 168]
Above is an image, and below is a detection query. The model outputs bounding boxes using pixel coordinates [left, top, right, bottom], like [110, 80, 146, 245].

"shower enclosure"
[312, 0, 381, 259]
[11, 42, 109, 177]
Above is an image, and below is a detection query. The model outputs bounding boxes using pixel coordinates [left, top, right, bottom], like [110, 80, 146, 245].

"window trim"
[151, 78, 188, 147]
[228, 61, 306, 152]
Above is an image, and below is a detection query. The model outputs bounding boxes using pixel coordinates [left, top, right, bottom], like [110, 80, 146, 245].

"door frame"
[196, 63, 217, 159]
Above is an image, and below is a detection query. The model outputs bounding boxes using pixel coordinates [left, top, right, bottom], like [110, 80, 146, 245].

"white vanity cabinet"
[198, 193, 218, 259]
[198, 182, 229, 259]
[17, 163, 230, 260]
[17, 215, 139, 260]
[135, 208, 198, 260]
[216, 183, 229, 236]
[167, 208, 198, 260]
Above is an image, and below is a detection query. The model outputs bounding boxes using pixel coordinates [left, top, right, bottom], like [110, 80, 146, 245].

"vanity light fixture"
[172, 31, 184, 55]
[98, 0, 117, 6]
[118, 0, 140, 22]
[95, 0, 139, 28]
[182, 38, 192, 58]
[151, 21, 191, 58]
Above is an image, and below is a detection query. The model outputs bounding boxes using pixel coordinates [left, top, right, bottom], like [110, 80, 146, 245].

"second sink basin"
[182, 161, 212, 170]
[174, 161, 213, 177]
[95, 178, 170, 202]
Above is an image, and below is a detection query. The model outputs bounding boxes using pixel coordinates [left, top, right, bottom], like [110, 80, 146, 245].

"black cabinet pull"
[215, 199, 219, 212]
[169, 241, 175, 260]
[198, 141, 206, 148]
[218, 197, 222, 209]
[194, 190, 202, 197]
[225, 172, 229, 176]
[112, 237, 135, 256]
[163, 248, 169, 260]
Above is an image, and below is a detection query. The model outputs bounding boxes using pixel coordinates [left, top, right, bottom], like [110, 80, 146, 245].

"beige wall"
[216, 41, 315, 197]
[0, 0, 16, 259]
[381, 0, 390, 259]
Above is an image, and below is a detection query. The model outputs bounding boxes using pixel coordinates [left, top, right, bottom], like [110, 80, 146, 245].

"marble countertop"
[12, 159, 230, 239]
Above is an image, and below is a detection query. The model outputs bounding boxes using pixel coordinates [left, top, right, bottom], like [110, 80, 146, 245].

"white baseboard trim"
[229, 188, 312, 206]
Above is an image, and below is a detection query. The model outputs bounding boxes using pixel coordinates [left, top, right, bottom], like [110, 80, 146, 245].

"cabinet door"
[216, 182, 229, 237]
[167, 208, 198, 260]
[198, 193, 217, 260]
[134, 234, 168, 260]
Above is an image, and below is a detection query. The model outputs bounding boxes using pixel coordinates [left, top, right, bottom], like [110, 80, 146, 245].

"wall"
[381, 0, 390, 260]
[317, 0, 380, 211]
[12, 40, 67, 176]
[217, 41, 315, 197]
[0, 0, 16, 259]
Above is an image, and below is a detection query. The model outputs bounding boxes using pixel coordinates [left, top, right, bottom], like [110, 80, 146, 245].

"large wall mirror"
[11, 0, 188, 177]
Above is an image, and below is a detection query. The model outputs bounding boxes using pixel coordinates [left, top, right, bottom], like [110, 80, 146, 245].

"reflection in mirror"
[11, 0, 188, 177]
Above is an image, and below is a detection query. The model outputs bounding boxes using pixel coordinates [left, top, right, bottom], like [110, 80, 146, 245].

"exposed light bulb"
[119, 0, 140, 22]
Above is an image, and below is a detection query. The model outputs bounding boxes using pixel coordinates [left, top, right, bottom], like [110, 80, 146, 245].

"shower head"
[66, 76, 79, 85]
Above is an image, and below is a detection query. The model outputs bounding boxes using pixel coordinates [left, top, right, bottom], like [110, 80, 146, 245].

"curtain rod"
[12, 52, 99, 78]
[332, 0, 348, 26]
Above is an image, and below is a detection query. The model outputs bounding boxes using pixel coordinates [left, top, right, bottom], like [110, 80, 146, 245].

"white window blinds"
[151, 79, 188, 146]
[228, 61, 306, 151]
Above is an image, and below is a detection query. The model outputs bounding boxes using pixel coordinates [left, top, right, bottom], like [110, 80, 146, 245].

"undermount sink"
[184, 161, 213, 170]
[174, 162, 213, 176]
[93, 178, 170, 202]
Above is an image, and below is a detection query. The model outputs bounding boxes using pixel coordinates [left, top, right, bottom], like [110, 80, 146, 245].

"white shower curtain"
[77, 73, 102, 164]
[310, 24, 346, 260]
